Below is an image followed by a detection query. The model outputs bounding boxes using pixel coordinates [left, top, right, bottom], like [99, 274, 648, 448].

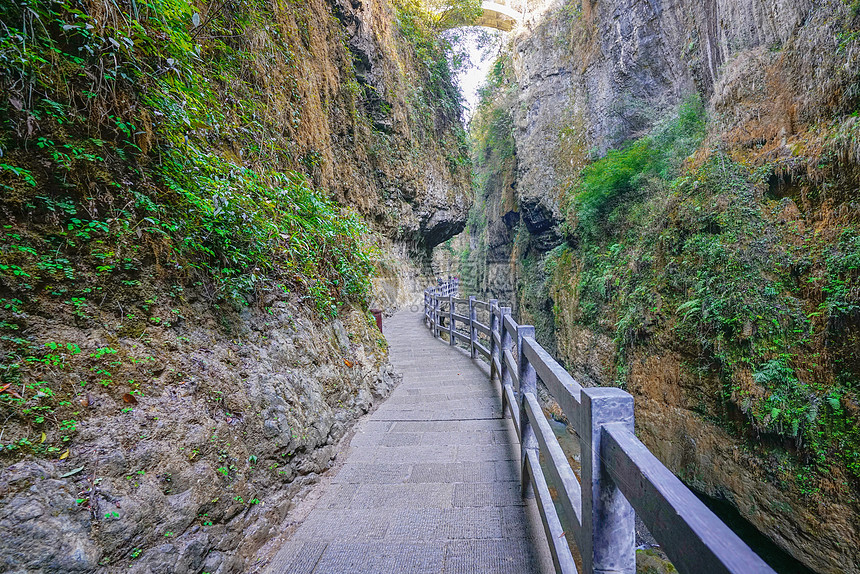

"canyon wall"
[0, 0, 470, 572]
[455, 0, 860, 571]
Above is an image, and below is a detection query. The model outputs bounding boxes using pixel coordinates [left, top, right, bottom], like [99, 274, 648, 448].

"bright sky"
[452, 27, 504, 122]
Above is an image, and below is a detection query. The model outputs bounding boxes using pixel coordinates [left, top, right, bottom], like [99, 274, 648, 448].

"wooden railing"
[423, 279, 777, 574]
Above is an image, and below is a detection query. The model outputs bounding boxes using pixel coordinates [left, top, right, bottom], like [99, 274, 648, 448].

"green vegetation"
[450, 52, 517, 300]
[471, 55, 517, 166]
[422, 0, 483, 29]
[0, 0, 371, 456]
[0, 0, 373, 314]
[565, 96, 707, 238]
[395, 0, 479, 126]
[0, 0, 480, 462]
[636, 548, 677, 574]
[548, 96, 860, 490]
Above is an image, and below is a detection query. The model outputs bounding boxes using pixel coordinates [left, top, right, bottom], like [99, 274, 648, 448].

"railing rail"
[422, 279, 777, 574]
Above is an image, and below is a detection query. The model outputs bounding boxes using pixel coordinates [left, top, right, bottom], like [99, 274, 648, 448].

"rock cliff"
[0, 0, 470, 571]
[453, 0, 860, 572]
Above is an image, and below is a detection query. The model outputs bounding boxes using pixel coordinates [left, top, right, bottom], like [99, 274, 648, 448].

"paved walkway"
[266, 310, 553, 574]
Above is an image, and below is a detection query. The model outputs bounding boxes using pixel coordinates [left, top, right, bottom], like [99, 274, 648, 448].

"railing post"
[448, 294, 455, 346]
[468, 296, 477, 359]
[581, 388, 636, 574]
[429, 291, 434, 335]
[428, 291, 434, 334]
[433, 291, 441, 338]
[488, 299, 499, 380]
[517, 325, 537, 500]
[499, 307, 513, 416]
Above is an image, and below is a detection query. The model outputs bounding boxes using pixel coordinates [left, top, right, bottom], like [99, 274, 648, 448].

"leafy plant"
[542, 95, 860, 490]
[0, 0, 376, 316]
[566, 95, 707, 238]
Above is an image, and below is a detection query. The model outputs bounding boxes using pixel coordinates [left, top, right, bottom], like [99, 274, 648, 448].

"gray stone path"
[266, 310, 553, 573]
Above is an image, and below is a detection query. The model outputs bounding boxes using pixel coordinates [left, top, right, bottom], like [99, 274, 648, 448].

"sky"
[452, 28, 504, 122]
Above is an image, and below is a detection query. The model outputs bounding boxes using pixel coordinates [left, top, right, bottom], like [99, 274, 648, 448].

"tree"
[425, 0, 483, 29]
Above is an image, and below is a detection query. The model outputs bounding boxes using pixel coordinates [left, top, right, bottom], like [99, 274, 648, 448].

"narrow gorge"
[0, 0, 858, 573]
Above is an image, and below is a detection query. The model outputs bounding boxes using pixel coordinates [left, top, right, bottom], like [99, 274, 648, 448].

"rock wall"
[1, 296, 396, 574]
[506, 0, 827, 258]
[292, 0, 474, 250]
[0, 0, 470, 572]
[455, 0, 860, 572]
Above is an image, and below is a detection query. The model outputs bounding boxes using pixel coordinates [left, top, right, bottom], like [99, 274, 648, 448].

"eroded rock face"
[463, 0, 860, 572]
[505, 0, 821, 254]
[415, 165, 472, 249]
[0, 293, 397, 574]
[509, 27, 569, 248]
[628, 352, 858, 574]
[264, 0, 472, 252]
[0, 0, 468, 571]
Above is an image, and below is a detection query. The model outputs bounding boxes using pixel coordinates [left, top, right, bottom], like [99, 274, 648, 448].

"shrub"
[0, 0, 374, 316]
[568, 95, 707, 238]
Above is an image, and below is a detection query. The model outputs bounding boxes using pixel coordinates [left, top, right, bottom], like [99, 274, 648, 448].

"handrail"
[473, 320, 491, 336]
[474, 340, 491, 360]
[503, 349, 519, 386]
[451, 312, 469, 324]
[503, 313, 518, 339]
[422, 281, 777, 574]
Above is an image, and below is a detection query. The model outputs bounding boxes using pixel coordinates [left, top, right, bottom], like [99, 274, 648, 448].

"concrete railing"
[475, 0, 522, 31]
[423, 280, 777, 574]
